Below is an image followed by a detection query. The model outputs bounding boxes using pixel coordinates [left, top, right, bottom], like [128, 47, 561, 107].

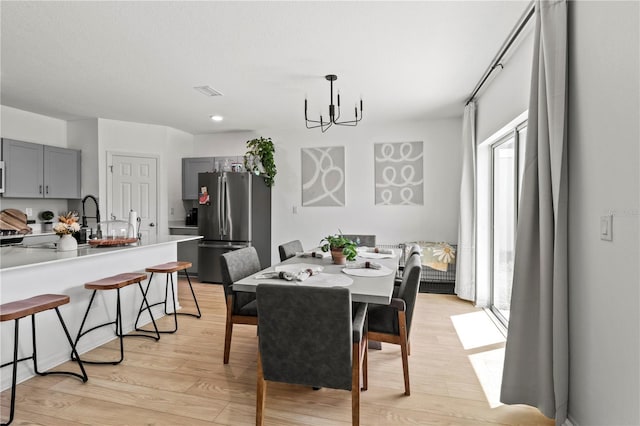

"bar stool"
[73, 272, 160, 365]
[1, 294, 88, 426]
[134, 261, 201, 334]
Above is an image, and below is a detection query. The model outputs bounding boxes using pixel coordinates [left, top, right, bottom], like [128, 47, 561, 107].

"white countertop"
[0, 234, 202, 271]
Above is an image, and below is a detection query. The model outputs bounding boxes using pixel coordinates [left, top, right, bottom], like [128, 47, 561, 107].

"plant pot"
[331, 248, 346, 265]
[57, 234, 78, 252]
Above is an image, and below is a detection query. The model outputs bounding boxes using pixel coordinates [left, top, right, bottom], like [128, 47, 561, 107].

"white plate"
[342, 265, 395, 277]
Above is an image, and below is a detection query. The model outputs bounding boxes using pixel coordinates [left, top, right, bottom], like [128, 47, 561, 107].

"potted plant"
[244, 137, 277, 187]
[320, 233, 357, 265]
[40, 210, 55, 232]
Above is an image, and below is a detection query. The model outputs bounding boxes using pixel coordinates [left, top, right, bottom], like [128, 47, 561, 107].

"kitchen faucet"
[81, 194, 102, 239]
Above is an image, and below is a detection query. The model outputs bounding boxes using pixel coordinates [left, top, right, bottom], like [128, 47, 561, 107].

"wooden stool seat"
[0, 294, 70, 322]
[135, 260, 201, 335]
[1, 294, 87, 425]
[74, 271, 159, 365]
[85, 272, 147, 290]
[145, 261, 192, 274]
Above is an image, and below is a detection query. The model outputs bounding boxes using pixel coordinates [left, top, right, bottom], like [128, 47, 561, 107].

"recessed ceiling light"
[210, 115, 224, 122]
[194, 85, 224, 97]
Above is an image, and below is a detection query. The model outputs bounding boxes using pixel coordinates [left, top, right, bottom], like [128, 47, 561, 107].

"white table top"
[233, 249, 400, 305]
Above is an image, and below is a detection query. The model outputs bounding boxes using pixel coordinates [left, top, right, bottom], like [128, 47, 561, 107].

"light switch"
[600, 215, 613, 241]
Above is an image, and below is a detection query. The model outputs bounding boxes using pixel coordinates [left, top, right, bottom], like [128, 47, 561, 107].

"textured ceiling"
[1, 1, 529, 135]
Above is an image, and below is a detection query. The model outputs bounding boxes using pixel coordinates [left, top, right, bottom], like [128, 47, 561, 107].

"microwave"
[0, 161, 4, 194]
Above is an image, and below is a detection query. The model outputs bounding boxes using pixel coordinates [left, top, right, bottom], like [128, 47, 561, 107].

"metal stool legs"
[73, 283, 160, 365]
[1, 308, 88, 426]
[134, 270, 201, 334]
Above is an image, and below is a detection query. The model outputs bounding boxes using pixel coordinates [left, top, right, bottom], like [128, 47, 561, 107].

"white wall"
[0, 106, 70, 221]
[476, 26, 533, 143]
[97, 119, 194, 231]
[568, 2, 639, 425]
[0, 105, 67, 147]
[68, 119, 99, 198]
[196, 120, 462, 265]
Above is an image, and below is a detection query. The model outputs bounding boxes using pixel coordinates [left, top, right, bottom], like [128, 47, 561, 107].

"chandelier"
[304, 74, 363, 132]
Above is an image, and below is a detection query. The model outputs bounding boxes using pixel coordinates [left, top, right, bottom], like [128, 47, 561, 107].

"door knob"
[149, 223, 155, 227]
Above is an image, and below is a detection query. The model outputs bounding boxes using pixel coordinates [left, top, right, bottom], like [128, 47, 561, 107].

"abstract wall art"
[374, 141, 424, 205]
[301, 146, 345, 206]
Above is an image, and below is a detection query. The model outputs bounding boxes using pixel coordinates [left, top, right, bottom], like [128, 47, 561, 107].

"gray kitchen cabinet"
[169, 226, 200, 275]
[1, 138, 81, 199]
[182, 157, 214, 200]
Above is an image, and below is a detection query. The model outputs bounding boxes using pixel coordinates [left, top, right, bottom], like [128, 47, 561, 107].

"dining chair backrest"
[397, 254, 422, 337]
[256, 284, 354, 390]
[278, 240, 303, 262]
[408, 243, 422, 258]
[220, 246, 262, 305]
[342, 234, 376, 248]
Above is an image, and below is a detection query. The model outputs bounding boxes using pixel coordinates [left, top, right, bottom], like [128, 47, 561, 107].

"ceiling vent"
[193, 85, 223, 97]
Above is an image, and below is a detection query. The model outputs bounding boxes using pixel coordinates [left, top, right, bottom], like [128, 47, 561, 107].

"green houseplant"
[244, 137, 277, 187]
[320, 233, 357, 265]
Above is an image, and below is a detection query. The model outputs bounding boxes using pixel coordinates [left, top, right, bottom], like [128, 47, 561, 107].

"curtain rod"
[465, 1, 535, 106]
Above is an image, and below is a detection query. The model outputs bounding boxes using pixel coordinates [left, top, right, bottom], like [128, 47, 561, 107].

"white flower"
[53, 211, 81, 235]
[433, 243, 456, 263]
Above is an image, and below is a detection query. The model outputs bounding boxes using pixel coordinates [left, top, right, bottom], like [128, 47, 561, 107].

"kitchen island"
[0, 234, 202, 391]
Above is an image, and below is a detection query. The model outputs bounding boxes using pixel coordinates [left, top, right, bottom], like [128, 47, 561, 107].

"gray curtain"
[455, 101, 476, 302]
[500, 1, 568, 425]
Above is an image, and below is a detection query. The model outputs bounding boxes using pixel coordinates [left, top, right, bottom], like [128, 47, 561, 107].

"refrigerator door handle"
[217, 174, 223, 237]
[222, 174, 229, 235]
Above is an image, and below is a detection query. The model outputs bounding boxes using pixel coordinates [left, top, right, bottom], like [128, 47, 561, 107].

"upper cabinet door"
[182, 157, 214, 200]
[2, 139, 44, 198]
[44, 146, 81, 199]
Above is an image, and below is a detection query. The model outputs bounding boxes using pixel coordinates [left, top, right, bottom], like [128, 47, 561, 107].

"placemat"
[357, 252, 394, 259]
[342, 265, 394, 277]
[300, 273, 353, 287]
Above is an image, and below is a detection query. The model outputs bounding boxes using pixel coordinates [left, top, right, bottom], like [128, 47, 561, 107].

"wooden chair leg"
[398, 311, 410, 396]
[223, 295, 234, 364]
[352, 342, 361, 426]
[256, 354, 266, 426]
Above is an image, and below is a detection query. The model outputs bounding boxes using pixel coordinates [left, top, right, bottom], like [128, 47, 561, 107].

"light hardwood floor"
[1, 278, 553, 425]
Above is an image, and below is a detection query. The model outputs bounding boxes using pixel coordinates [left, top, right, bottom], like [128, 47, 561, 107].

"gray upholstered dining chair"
[341, 234, 376, 248]
[277, 239, 303, 262]
[367, 254, 422, 396]
[256, 284, 368, 426]
[395, 243, 422, 287]
[220, 246, 262, 364]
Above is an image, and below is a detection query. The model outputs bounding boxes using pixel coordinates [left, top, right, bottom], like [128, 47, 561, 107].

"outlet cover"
[600, 215, 613, 241]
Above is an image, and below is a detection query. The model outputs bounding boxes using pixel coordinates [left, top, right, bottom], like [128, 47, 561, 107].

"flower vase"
[57, 234, 78, 252]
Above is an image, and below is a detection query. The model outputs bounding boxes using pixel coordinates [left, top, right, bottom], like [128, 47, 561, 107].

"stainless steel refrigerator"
[197, 172, 271, 283]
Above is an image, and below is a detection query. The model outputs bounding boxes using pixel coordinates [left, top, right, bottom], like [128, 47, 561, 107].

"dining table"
[233, 247, 401, 305]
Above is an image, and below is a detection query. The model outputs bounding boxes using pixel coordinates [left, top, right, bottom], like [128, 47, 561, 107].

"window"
[490, 123, 527, 326]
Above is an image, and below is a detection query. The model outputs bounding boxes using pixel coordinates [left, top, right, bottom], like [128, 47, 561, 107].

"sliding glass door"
[490, 125, 526, 325]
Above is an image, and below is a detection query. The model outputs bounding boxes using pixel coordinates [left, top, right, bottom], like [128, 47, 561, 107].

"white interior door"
[108, 153, 158, 240]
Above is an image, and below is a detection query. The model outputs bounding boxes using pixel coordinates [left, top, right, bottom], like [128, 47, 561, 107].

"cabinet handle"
[45, 185, 49, 194]
[39, 185, 43, 194]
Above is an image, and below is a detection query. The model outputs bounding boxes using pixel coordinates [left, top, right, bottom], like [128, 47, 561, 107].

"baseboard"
[564, 415, 577, 426]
